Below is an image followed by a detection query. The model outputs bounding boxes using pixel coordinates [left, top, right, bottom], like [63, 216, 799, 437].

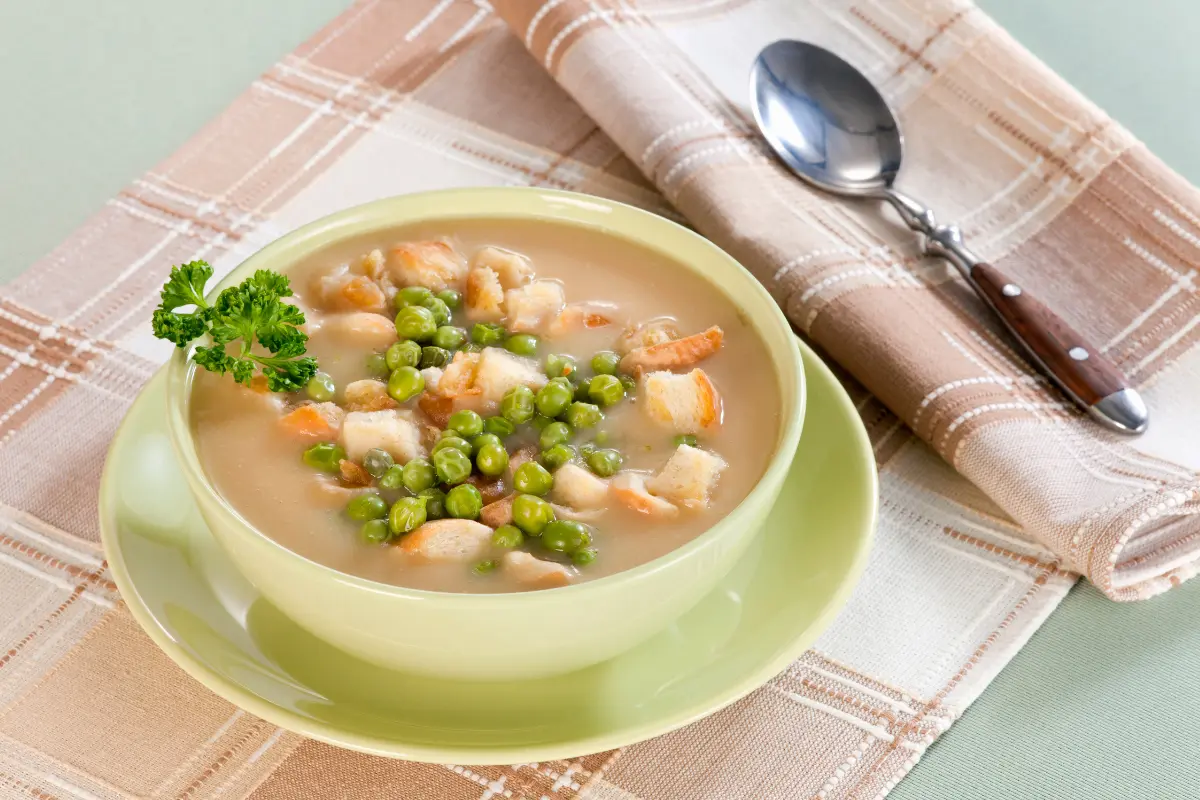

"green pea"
[541, 443, 576, 471]
[578, 442, 597, 459]
[539, 421, 572, 450]
[387, 366, 425, 402]
[483, 416, 515, 438]
[619, 374, 638, 394]
[448, 409, 484, 437]
[514, 461, 554, 495]
[386, 339, 422, 369]
[541, 520, 591, 554]
[305, 371, 336, 402]
[587, 448, 623, 477]
[673, 434, 699, 447]
[500, 385, 535, 424]
[419, 346, 451, 369]
[361, 448, 394, 478]
[396, 286, 433, 309]
[491, 524, 524, 548]
[593, 430, 611, 446]
[394, 305, 437, 341]
[505, 333, 539, 357]
[433, 447, 472, 485]
[432, 436, 472, 457]
[471, 322, 505, 346]
[360, 519, 391, 544]
[421, 296, 452, 326]
[419, 488, 447, 520]
[378, 464, 404, 490]
[588, 373, 625, 406]
[531, 414, 554, 431]
[388, 496, 427, 535]
[346, 493, 388, 522]
[366, 352, 390, 378]
[470, 433, 502, 455]
[473, 560, 497, 575]
[436, 289, 461, 310]
[302, 442, 345, 473]
[590, 350, 621, 375]
[511, 493, 555, 536]
[572, 547, 597, 566]
[535, 378, 574, 418]
[445, 484, 483, 519]
[401, 457, 436, 493]
[476, 441, 509, 477]
[564, 401, 602, 429]
[573, 378, 593, 402]
[545, 353, 577, 379]
[432, 325, 467, 351]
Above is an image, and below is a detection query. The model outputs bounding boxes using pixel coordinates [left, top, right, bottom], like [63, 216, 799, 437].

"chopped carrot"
[279, 404, 340, 439]
[619, 326, 723, 375]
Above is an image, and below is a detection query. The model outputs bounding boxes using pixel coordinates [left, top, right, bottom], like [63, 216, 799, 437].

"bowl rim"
[164, 186, 806, 604]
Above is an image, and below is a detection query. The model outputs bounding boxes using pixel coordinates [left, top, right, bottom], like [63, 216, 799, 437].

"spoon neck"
[880, 187, 980, 276]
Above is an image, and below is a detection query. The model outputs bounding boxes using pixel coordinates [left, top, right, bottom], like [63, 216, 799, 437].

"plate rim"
[98, 337, 878, 763]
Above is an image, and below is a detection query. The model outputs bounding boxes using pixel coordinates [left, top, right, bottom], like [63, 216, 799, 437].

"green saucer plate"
[99, 339, 876, 763]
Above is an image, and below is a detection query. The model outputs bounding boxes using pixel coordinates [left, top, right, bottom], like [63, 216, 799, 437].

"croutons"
[387, 240, 468, 291]
[350, 248, 386, 280]
[480, 494, 514, 528]
[641, 368, 722, 433]
[472, 246, 534, 289]
[338, 459, 373, 487]
[399, 519, 492, 562]
[550, 503, 605, 523]
[419, 366, 443, 395]
[505, 280, 565, 333]
[547, 302, 616, 337]
[616, 318, 680, 354]
[645, 444, 727, 510]
[316, 269, 387, 313]
[610, 472, 679, 518]
[464, 266, 505, 322]
[343, 379, 399, 412]
[279, 402, 344, 439]
[437, 351, 482, 397]
[550, 463, 609, 509]
[502, 551, 573, 589]
[340, 410, 424, 463]
[473, 347, 547, 404]
[322, 312, 397, 350]
[620, 326, 723, 375]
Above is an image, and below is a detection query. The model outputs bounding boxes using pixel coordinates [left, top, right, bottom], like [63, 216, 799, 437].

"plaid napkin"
[0, 0, 1188, 798]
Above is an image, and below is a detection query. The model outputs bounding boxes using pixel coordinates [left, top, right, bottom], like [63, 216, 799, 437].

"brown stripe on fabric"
[0, 534, 117, 591]
[117, 191, 245, 241]
[176, 719, 275, 800]
[0, 771, 62, 800]
[772, 672, 902, 733]
[849, 6, 938, 75]
[891, 7, 971, 77]
[942, 526, 1065, 574]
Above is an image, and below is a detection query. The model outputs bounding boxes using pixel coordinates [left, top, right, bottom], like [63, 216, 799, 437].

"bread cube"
[550, 463, 609, 510]
[645, 444, 727, 510]
[472, 246, 534, 289]
[505, 280, 565, 333]
[641, 368, 722, 433]
[399, 519, 492, 562]
[464, 266, 505, 322]
[502, 551, 573, 589]
[473, 347, 546, 404]
[340, 409, 424, 463]
[387, 240, 467, 291]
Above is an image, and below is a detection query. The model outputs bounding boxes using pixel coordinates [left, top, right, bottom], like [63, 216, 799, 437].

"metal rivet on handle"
[1002, 283, 1022, 297]
[1069, 347, 1090, 361]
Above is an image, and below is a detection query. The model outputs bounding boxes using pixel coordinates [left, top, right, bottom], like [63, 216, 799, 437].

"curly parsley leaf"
[151, 261, 318, 393]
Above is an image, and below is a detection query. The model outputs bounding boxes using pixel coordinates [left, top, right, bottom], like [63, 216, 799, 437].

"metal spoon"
[750, 40, 1148, 434]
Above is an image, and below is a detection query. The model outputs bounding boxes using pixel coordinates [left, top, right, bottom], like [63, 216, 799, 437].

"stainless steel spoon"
[750, 39, 1148, 434]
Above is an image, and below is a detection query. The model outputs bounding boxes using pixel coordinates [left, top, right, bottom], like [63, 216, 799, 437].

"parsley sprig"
[151, 261, 318, 392]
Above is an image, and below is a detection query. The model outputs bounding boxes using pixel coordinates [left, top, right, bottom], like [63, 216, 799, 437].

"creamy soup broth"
[191, 219, 782, 593]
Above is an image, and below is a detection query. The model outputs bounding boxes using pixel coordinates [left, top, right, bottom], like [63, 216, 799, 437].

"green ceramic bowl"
[164, 188, 805, 681]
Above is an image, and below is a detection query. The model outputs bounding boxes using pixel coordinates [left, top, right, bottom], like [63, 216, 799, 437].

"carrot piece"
[279, 405, 337, 439]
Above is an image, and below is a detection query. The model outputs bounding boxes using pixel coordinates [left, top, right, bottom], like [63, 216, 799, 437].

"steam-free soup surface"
[191, 219, 781, 593]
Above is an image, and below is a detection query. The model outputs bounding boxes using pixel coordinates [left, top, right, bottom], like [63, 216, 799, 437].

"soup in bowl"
[165, 189, 804, 680]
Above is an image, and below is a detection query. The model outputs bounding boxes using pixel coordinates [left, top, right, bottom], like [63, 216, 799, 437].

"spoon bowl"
[750, 40, 902, 196]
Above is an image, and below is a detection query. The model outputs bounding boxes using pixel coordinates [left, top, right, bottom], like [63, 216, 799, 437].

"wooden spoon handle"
[970, 262, 1147, 433]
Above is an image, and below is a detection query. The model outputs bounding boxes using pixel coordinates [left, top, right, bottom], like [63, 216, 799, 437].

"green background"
[2, 1, 1198, 796]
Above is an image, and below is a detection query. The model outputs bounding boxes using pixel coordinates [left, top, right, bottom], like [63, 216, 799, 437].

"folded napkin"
[490, 0, 1200, 601]
[0, 1, 1186, 799]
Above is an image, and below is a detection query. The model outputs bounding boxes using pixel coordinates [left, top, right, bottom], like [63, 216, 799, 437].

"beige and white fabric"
[0, 1, 1191, 798]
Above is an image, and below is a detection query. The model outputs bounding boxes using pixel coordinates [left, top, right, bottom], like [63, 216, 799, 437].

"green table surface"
[2, 1, 1198, 797]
